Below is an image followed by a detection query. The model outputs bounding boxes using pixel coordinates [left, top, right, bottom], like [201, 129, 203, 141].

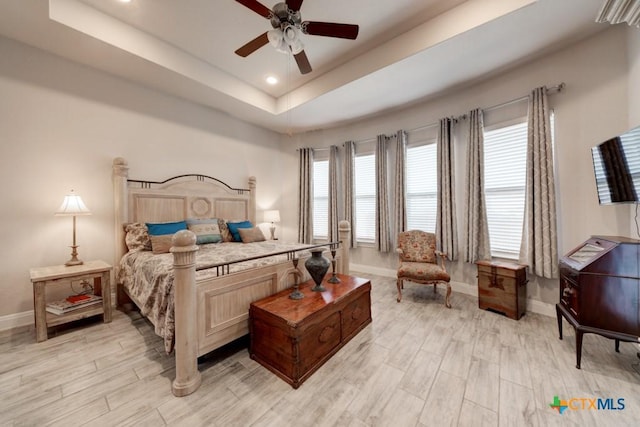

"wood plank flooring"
[1, 273, 639, 426]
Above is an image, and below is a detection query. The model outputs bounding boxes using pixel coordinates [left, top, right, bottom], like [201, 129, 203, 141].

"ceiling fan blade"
[235, 32, 269, 57]
[235, 0, 272, 18]
[294, 50, 312, 74]
[286, 0, 304, 12]
[302, 22, 359, 39]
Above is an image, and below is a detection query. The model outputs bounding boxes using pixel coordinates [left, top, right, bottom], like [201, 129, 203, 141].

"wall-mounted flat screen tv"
[591, 125, 640, 204]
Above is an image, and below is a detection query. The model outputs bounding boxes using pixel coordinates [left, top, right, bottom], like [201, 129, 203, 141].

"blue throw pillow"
[146, 221, 187, 236]
[226, 220, 253, 242]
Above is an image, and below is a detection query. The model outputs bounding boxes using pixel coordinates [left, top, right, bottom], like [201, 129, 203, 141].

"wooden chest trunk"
[249, 274, 372, 388]
[476, 260, 527, 320]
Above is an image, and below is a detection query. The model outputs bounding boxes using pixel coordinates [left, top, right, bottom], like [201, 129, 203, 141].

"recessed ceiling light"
[118, 0, 132, 3]
[265, 76, 278, 85]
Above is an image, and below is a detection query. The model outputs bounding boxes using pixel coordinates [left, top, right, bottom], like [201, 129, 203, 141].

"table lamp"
[263, 210, 281, 240]
[55, 190, 91, 266]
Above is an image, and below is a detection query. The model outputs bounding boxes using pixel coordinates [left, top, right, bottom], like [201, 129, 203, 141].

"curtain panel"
[297, 148, 314, 244]
[376, 134, 391, 252]
[520, 86, 559, 278]
[463, 109, 491, 262]
[436, 117, 458, 261]
[393, 130, 407, 248]
[596, 0, 640, 27]
[328, 145, 339, 242]
[343, 141, 357, 248]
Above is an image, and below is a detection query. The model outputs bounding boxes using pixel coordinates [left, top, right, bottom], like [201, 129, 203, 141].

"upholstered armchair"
[396, 230, 451, 308]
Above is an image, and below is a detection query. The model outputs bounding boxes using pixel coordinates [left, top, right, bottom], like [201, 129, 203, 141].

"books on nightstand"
[45, 294, 102, 315]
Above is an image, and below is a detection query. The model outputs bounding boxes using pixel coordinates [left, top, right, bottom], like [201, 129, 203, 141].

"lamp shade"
[263, 210, 280, 223]
[55, 190, 91, 216]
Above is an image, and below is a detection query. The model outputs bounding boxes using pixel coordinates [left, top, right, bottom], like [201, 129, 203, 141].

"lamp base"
[65, 246, 83, 266]
[270, 225, 277, 240]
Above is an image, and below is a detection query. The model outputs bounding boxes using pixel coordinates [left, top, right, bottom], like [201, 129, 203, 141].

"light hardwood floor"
[1, 273, 639, 426]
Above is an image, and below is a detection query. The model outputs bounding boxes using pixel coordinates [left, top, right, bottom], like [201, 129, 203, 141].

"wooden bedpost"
[113, 158, 129, 276]
[170, 230, 201, 397]
[248, 176, 256, 225]
[338, 220, 351, 275]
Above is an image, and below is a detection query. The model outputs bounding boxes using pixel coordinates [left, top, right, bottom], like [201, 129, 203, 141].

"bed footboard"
[170, 222, 352, 397]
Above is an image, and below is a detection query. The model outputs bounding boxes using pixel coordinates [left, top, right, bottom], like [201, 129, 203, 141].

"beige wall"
[280, 26, 634, 309]
[0, 36, 286, 322]
[628, 26, 640, 127]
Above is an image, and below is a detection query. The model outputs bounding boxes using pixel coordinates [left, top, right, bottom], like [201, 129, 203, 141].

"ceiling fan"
[234, 0, 359, 75]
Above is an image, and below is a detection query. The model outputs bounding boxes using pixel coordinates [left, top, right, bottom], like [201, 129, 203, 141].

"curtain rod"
[299, 83, 565, 150]
[295, 146, 331, 152]
[455, 82, 565, 121]
[402, 82, 566, 133]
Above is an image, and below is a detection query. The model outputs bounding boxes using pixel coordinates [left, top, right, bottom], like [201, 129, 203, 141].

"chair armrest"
[435, 250, 448, 272]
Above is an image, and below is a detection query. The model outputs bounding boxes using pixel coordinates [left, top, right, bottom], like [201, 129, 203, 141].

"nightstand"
[29, 260, 112, 342]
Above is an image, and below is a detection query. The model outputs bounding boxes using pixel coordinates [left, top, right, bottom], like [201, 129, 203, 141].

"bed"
[112, 157, 351, 396]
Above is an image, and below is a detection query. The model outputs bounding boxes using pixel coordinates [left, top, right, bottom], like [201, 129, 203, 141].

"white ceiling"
[0, 0, 609, 134]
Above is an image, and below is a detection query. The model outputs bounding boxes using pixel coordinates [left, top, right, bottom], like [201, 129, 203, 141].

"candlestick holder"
[327, 247, 341, 284]
[289, 257, 304, 300]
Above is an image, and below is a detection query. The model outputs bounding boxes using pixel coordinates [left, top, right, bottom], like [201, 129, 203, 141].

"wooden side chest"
[476, 260, 527, 320]
[249, 274, 372, 388]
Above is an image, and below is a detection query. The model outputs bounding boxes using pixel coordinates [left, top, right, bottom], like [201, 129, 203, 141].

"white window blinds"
[484, 121, 528, 259]
[313, 160, 328, 240]
[406, 143, 437, 232]
[355, 154, 376, 242]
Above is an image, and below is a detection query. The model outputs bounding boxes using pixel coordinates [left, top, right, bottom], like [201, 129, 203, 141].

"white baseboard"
[351, 264, 397, 278]
[527, 299, 556, 317]
[1, 268, 555, 332]
[0, 310, 33, 332]
[350, 263, 555, 318]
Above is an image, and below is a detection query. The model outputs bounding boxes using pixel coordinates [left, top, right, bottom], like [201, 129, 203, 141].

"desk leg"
[101, 271, 112, 323]
[556, 304, 563, 340]
[33, 281, 47, 342]
[575, 329, 583, 369]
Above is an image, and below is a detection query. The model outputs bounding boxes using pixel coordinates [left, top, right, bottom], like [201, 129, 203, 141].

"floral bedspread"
[118, 241, 313, 353]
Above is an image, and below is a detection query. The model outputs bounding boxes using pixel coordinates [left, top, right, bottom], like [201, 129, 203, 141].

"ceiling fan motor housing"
[270, 2, 302, 29]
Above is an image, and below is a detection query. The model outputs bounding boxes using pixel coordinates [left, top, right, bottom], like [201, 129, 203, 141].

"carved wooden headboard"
[112, 157, 256, 263]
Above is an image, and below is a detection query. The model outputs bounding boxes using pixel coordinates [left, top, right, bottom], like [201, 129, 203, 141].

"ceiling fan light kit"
[267, 25, 304, 55]
[234, 0, 359, 74]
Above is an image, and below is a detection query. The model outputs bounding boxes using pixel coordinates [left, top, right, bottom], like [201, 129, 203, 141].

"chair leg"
[396, 278, 403, 302]
[433, 283, 437, 293]
[445, 283, 452, 308]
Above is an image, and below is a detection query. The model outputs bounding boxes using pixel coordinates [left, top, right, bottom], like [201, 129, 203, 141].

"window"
[406, 142, 437, 232]
[354, 153, 376, 242]
[312, 160, 328, 240]
[483, 121, 528, 259]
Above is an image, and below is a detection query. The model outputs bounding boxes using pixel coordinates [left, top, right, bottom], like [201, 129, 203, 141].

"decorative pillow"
[186, 218, 222, 245]
[239, 227, 266, 243]
[218, 219, 233, 242]
[150, 235, 174, 254]
[124, 222, 151, 252]
[146, 220, 187, 236]
[226, 220, 253, 242]
[146, 221, 188, 254]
